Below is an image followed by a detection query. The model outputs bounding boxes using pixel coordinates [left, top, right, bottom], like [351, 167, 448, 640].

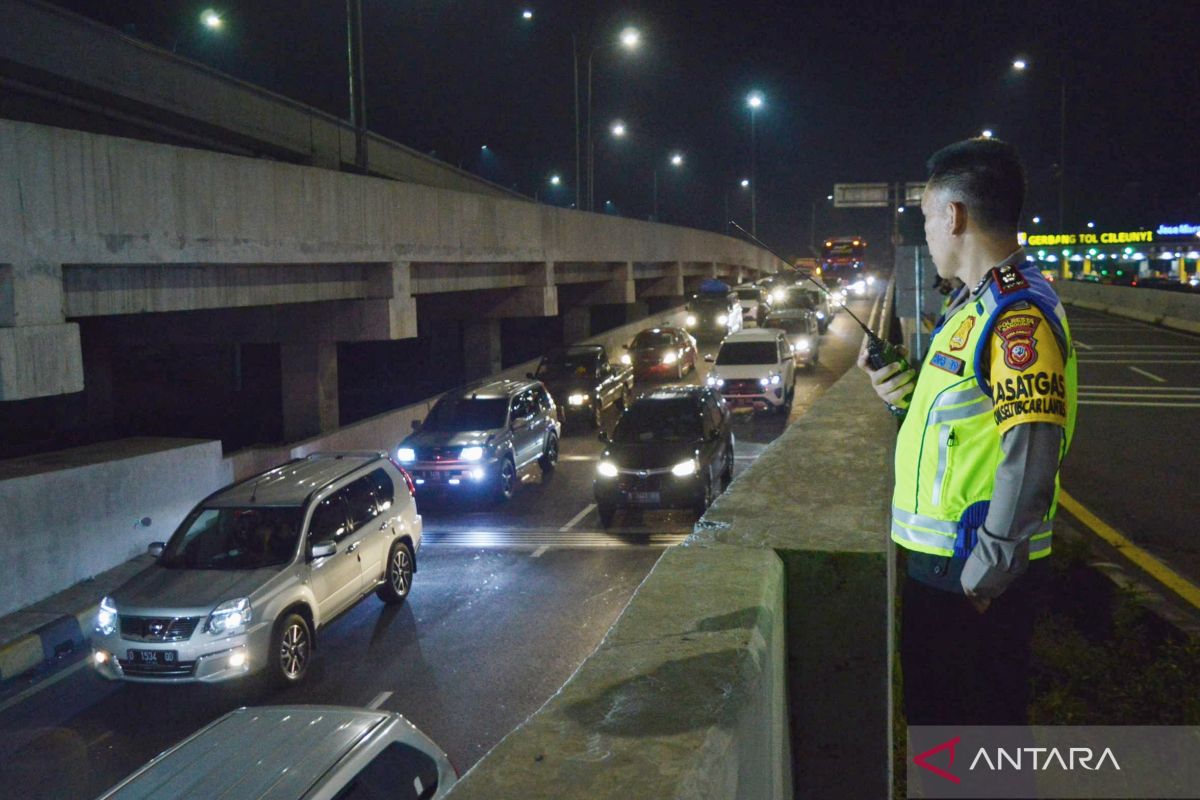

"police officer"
[858, 138, 1077, 725]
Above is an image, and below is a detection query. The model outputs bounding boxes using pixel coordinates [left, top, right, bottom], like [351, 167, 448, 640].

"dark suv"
[593, 386, 734, 526]
[397, 379, 561, 502]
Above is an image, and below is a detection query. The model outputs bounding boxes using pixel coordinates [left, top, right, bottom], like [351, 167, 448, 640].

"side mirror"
[411, 419, 422, 431]
[597, 431, 609, 443]
[704, 354, 715, 363]
[147, 542, 165, 558]
[311, 541, 337, 559]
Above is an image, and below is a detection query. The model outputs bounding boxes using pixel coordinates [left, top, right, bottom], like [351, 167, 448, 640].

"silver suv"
[92, 452, 421, 686]
[396, 378, 560, 502]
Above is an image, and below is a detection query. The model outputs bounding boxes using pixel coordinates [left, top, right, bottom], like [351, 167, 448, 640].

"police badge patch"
[949, 316, 975, 351]
[993, 314, 1040, 371]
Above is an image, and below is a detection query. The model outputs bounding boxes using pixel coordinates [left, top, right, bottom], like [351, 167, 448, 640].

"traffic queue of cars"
[85, 274, 846, 800]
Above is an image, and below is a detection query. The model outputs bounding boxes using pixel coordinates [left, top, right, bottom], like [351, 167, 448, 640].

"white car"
[704, 328, 796, 414]
[733, 283, 764, 325]
[96, 705, 457, 799]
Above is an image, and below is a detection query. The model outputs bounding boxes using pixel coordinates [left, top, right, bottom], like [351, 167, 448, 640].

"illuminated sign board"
[1156, 223, 1200, 237]
[1018, 230, 1154, 247]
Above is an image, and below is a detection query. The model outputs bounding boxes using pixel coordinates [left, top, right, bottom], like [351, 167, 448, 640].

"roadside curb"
[0, 607, 92, 685]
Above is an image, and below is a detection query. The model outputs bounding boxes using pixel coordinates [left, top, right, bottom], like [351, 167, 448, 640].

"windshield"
[613, 400, 702, 443]
[716, 341, 778, 365]
[423, 396, 509, 431]
[767, 316, 808, 333]
[736, 288, 760, 300]
[536, 352, 599, 379]
[689, 295, 729, 310]
[160, 506, 304, 570]
[773, 290, 816, 310]
[632, 332, 674, 348]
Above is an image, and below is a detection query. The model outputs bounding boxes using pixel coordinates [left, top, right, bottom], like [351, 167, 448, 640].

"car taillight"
[389, 458, 417, 496]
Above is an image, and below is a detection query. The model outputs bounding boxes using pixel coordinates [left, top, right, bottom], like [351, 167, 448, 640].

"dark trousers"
[901, 562, 1044, 726]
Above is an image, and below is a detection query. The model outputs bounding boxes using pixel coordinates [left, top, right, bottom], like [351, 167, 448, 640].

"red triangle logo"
[913, 736, 961, 784]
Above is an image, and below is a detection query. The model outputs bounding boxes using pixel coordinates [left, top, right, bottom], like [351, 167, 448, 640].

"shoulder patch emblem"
[993, 263, 1030, 295]
[994, 314, 1040, 371]
[949, 316, 976, 351]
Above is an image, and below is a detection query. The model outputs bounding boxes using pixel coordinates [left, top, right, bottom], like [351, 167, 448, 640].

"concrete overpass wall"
[1054, 280, 1200, 334]
[0, 0, 521, 199]
[0, 119, 780, 405]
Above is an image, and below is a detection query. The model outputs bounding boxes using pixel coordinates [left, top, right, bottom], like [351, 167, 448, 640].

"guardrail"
[1055, 280, 1200, 335]
[444, 290, 896, 799]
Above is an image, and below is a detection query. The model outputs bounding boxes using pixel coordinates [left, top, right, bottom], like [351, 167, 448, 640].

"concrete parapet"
[0, 321, 83, 399]
[0, 438, 231, 617]
[444, 543, 790, 800]
[1054, 280, 1200, 335]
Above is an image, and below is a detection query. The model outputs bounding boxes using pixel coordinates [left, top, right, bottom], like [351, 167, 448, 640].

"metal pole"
[750, 108, 758, 236]
[346, 0, 367, 172]
[810, 200, 817, 253]
[586, 50, 595, 211]
[652, 167, 658, 221]
[573, 34, 581, 210]
[1057, 73, 1066, 231]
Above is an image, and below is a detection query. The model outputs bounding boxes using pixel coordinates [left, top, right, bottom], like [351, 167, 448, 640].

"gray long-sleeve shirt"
[907, 272, 1069, 599]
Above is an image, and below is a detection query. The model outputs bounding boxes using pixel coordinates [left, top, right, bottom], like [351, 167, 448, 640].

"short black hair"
[926, 138, 1026, 235]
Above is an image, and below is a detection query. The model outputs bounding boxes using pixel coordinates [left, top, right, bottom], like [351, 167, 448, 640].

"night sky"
[46, 1, 1200, 257]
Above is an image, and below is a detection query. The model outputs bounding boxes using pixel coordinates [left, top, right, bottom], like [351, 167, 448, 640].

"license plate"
[127, 649, 177, 665]
[627, 491, 661, 505]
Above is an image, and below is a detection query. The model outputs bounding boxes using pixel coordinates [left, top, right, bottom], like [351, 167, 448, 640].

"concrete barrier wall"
[445, 317, 895, 798]
[1055, 280, 1200, 334]
[0, 438, 231, 617]
[226, 309, 689, 480]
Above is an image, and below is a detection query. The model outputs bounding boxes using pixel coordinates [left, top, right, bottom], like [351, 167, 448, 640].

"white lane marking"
[1074, 339, 1092, 350]
[0, 659, 89, 715]
[1128, 366, 1166, 383]
[1078, 401, 1200, 408]
[1081, 385, 1197, 391]
[1077, 344, 1199, 349]
[1080, 393, 1199, 400]
[1078, 359, 1200, 364]
[559, 455, 600, 462]
[367, 691, 393, 710]
[559, 503, 596, 532]
[531, 545, 550, 558]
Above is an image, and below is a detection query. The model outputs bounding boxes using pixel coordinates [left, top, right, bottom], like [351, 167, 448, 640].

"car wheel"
[694, 474, 714, 519]
[376, 541, 414, 604]
[269, 612, 311, 688]
[721, 445, 734, 490]
[494, 457, 516, 502]
[598, 503, 616, 528]
[538, 433, 559, 473]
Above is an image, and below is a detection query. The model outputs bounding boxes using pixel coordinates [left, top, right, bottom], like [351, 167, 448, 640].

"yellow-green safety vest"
[891, 262, 1078, 559]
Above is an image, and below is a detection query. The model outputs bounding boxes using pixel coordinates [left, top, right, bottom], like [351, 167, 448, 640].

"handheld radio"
[728, 221, 912, 414]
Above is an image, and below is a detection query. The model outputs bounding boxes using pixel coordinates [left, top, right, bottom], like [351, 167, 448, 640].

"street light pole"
[573, 34, 581, 210]
[585, 28, 640, 212]
[1058, 73, 1066, 231]
[346, 0, 367, 172]
[652, 168, 658, 220]
[750, 108, 757, 236]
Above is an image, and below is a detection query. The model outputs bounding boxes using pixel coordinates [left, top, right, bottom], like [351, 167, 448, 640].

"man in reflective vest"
[858, 138, 1077, 725]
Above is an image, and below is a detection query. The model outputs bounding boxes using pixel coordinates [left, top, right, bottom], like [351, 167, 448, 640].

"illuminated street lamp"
[583, 26, 642, 211]
[1013, 56, 1067, 230]
[652, 151, 685, 220]
[1012, 58, 1027, 71]
[1032, 216, 1041, 224]
[741, 178, 750, 188]
[610, 121, 627, 138]
[201, 9, 223, 30]
[981, 128, 994, 139]
[670, 152, 684, 166]
[1087, 221, 1095, 228]
[522, 9, 534, 21]
[550, 174, 561, 186]
[746, 90, 765, 235]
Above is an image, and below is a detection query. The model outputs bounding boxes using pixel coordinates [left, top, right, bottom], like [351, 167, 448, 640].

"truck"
[530, 344, 634, 427]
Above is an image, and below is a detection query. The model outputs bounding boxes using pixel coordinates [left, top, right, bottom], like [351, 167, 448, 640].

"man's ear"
[948, 200, 968, 235]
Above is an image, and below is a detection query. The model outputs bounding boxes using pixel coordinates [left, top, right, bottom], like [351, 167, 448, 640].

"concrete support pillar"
[462, 318, 502, 381]
[0, 262, 83, 399]
[563, 306, 591, 343]
[281, 341, 339, 442]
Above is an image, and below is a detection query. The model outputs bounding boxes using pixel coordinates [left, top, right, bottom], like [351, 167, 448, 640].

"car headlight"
[671, 458, 699, 477]
[620, 353, 631, 365]
[771, 373, 782, 385]
[717, 314, 728, 325]
[597, 461, 618, 478]
[397, 447, 416, 463]
[460, 446, 484, 461]
[866, 275, 876, 285]
[96, 595, 117, 636]
[662, 351, 678, 365]
[568, 393, 588, 406]
[207, 598, 252, 635]
[772, 289, 786, 302]
[686, 315, 697, 326]
[706, 374, 725, 387]
[759, 377, 770, 387]
[794, 337, 811, 351]
[816, 311, 826, 320]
